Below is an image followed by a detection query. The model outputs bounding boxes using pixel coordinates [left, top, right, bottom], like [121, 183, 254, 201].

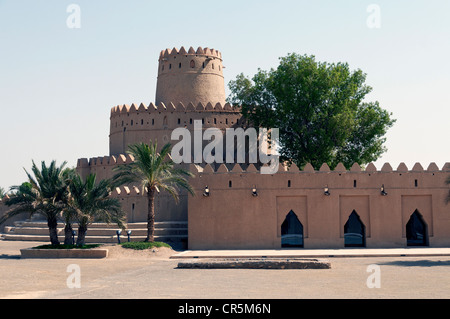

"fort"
[1, 46, 449, 250]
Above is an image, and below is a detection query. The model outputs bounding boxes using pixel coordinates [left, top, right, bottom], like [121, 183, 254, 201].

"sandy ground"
[2, 241, 450, 299]
[0, 241, 178, 299]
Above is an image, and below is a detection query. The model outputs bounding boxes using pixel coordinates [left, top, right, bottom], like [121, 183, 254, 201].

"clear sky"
[0, 0, 449, 189]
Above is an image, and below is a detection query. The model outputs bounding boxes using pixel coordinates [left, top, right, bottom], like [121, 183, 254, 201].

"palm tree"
[67, 173, 126, 246]
[112, 141, 195, 242]
[59, 168, 79, 245]
[0, 160, 70, 246]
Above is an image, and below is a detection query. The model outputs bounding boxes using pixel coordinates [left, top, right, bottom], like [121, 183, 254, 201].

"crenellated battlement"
[77, 154, 135, 168]
[77, 154, 450, 174]
[191, 162, 450, 174]
[111, 185, 142, 197]
[110, 101, 241, 117]
[159, 46, 222, 61]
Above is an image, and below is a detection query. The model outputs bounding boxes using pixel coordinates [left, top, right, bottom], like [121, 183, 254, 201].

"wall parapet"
[110, 102, 241, 117]
[190, 162, 450, 175]
[77, 154, 135, 168]
[76, 157, 450, 175]
[160, 46, 222, 60]
[111, 185, 142, 197]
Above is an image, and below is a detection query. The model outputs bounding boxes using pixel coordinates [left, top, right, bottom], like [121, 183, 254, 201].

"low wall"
[188, 162, 450, 250]
[20, 248, 108, 259]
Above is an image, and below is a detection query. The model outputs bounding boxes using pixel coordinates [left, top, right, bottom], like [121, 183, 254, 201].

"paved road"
[1, 241, 450, 299]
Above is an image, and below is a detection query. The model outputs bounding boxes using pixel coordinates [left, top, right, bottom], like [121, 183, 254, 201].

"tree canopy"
[228, 53, 396, 170]
[67, 173, 125, 246]
[0, 160, 72, 245]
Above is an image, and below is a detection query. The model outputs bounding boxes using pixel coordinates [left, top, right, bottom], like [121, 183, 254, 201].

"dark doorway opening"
[344, 210, 366, 247]
[406, 210, 428, 246]
[281, 210, 303, 248]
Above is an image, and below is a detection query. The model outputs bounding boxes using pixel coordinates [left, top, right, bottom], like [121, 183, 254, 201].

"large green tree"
[112, 141, 194, 242]
[228, 53, 396, 170]
[0, 160, 71, 245]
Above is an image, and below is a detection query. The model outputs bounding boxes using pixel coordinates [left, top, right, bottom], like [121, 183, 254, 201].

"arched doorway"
[281, 210, 303, 248]
[344, 210, 366, 247]
[406, 210, 428, 246]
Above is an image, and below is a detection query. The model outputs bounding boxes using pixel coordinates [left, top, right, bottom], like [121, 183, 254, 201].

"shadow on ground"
[378, 260, 450, 267]
[0, 254, 21, 259]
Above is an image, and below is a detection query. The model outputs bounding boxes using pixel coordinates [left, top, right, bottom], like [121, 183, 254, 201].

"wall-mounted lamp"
[116, 230, 122, 244]
[381, 184, 388, 196]
[324, 185, 330, 196]
[127, 230, 132, 242]
[252, 185, 258, 197]
[203, 186, 210, 197]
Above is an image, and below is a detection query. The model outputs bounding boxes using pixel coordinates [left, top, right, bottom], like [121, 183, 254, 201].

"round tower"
[155, 46, 226, 106]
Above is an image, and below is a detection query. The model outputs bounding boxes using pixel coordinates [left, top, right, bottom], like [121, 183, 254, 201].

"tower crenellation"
[109, 100, 243, 155]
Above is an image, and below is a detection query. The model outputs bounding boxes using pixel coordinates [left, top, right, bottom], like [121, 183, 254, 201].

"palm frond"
[67, 173, 126, 228]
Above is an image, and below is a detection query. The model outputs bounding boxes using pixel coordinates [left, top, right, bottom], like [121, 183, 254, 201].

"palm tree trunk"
[145, 188, 156, 242]
[47, 216, 60, 246]
[76, 224, 88, 247]
[64, 222, 74, 245]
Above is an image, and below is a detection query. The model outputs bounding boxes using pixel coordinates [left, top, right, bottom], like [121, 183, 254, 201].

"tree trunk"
[76, 224, 88, 247]
[145, 189, 156, 242]
[64, 222, 74, 245]
[47, 217, 60, 246]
